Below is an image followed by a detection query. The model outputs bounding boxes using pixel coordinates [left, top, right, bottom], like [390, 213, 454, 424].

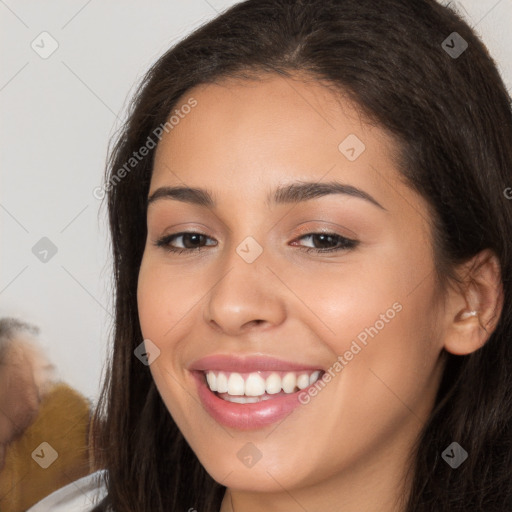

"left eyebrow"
[269, 180, 386, 210]
[147, 180, 386, 211]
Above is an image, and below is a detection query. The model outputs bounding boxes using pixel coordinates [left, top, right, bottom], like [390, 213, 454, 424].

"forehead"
[151, 73, 397, 191]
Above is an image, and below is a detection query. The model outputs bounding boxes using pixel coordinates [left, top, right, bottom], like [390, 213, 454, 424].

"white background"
[1, 0, 511, 402]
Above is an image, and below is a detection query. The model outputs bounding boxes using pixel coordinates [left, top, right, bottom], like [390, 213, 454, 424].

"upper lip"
[188, 354, 323, 373]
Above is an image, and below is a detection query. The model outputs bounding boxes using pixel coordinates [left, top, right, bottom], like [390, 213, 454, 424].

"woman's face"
[137, 74, 448, 500]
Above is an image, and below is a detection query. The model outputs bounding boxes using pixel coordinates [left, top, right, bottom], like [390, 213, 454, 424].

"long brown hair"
[91, 1, 512, 510]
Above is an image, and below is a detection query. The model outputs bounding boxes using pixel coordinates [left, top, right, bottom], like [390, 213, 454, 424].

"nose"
[203, 242, 287, 336]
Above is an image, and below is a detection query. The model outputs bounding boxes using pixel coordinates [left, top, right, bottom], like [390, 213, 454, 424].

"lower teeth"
[216, 392, 278, 403]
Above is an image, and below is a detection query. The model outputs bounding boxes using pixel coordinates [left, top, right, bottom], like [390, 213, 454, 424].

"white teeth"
[206, 371, 217, 391]
[204, 369, 323, 396]
[282, 372, 297, 393]
[216, 372, 228, 393]
[222, 395, 274, 404]
[265, 373, 282, 394]
[227, 373, 245, 395]
[297, 373, 310, 390]
[225, 396, 256, 404]
[245, 373, 266, 396]
[309, 370, 321, 385]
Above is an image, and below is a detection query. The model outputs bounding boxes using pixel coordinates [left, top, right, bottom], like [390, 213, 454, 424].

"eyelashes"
[154, 232, 216, 254]
[153, 231, 359, 255]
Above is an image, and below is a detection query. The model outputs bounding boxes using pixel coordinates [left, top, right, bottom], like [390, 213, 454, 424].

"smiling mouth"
[202, 369, 325, 403]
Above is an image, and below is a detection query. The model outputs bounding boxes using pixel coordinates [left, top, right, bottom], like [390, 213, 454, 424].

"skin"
[137, 73, 502, 511]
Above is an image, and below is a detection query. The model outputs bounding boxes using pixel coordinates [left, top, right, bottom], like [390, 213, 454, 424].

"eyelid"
[292, 220, 358, 240]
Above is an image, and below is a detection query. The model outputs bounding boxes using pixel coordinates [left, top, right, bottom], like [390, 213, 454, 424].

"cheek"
[285, 257, 404, 357]
[294, 243, 442, 413]
[136, 255, 202, 408]
[137, 256, 192, 342]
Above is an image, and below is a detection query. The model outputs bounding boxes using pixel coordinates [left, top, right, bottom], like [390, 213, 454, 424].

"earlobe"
[443, 249, 504, 356]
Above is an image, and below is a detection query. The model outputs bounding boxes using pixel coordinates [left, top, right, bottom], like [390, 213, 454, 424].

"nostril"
[244, 319, 265, 329]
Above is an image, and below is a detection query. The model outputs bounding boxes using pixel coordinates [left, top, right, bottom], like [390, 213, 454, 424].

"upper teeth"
[205, 370, 322, 396]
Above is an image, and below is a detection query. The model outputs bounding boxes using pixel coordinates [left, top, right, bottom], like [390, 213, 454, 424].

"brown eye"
[291, 233, 358, 253]
[154, 232, 217, 254]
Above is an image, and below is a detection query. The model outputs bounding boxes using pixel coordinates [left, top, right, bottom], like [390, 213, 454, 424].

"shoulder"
[26, 470, 108, 512]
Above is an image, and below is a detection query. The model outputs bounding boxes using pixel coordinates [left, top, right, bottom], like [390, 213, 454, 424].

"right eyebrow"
[147, 185, 214, 208]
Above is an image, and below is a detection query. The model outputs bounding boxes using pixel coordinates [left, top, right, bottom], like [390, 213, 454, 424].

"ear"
[442, 249, 504, 356]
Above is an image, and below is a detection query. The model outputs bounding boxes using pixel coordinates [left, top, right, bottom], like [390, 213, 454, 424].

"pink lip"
[188, 354, 325, 430]
[188, 354, 323, 373]
[191, 370, 321, 430]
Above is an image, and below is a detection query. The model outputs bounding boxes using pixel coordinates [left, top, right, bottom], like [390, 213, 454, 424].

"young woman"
[28, 0, 512, 510]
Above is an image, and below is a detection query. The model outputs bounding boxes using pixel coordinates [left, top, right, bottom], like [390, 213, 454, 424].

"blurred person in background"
[0, 318, 92, 511]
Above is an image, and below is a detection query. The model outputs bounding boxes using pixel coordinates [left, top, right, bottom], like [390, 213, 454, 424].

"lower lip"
[191, 371, 319, 430]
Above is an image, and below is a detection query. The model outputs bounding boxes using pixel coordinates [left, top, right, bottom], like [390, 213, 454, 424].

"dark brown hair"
[91, 0, 512, 510]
